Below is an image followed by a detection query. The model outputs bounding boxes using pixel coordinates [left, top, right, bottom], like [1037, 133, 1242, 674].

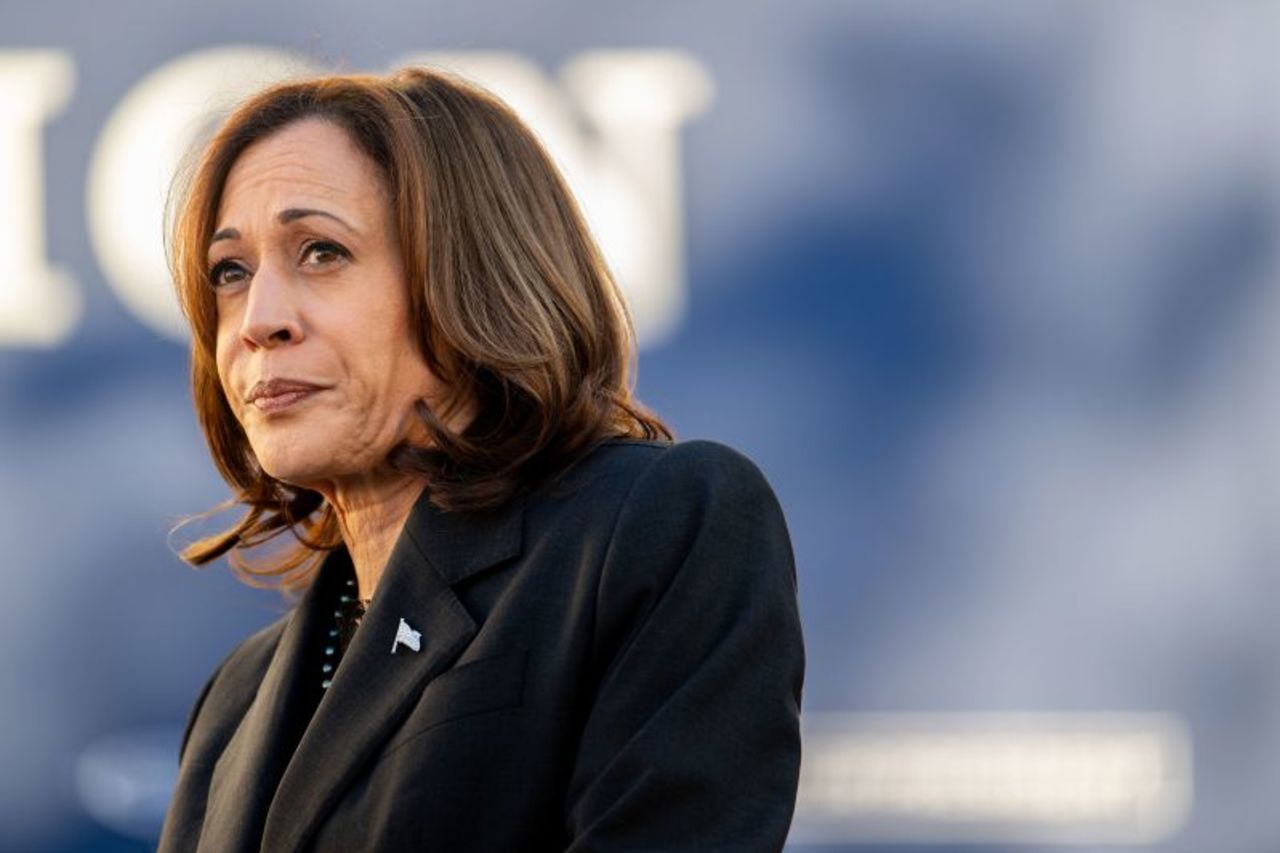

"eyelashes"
[207, 258, 247, 288]
[207, 239, 351, 289]
[300, 240, 350, 268]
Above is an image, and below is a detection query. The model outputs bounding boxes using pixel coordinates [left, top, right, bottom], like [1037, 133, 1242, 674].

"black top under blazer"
[158, 438, 806, 852]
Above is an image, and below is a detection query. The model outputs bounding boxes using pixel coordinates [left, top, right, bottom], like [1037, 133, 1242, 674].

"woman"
[158, 66, 804, 852]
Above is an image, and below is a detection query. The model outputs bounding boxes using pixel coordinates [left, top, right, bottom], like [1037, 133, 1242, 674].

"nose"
[238, 258, 304, 350]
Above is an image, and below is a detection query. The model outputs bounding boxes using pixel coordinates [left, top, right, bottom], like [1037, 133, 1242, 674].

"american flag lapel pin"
[392, 617, 422, 654]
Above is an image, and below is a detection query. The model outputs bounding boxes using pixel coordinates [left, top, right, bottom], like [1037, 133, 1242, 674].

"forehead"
[216, 118, 387, 226]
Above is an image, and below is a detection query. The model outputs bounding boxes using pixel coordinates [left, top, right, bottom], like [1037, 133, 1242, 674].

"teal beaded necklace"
[324, 577, 370, 690]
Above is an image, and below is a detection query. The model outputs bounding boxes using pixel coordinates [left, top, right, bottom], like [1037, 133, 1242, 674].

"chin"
[250, 439, 335, 490]
[258, 461, 329, 491]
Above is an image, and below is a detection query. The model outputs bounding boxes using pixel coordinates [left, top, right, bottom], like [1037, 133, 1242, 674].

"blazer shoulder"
[530, 438, 781, 547]
[557, 437, 790, 571]
[610, 437, 782, 509]
[569, 437, 777, 498]
[600, 437, 795, 593]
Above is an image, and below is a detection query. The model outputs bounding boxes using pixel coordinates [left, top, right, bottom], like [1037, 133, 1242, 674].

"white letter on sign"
[0, 51, 79, 347]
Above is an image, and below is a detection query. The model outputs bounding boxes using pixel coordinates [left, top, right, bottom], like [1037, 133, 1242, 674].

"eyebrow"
[210, 208, 358, 244]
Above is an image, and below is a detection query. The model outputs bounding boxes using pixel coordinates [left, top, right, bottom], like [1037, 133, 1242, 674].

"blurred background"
[3, 0, 1279, 850]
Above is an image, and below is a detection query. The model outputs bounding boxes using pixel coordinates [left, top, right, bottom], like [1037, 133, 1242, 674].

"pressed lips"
[246, 378, 326, 413]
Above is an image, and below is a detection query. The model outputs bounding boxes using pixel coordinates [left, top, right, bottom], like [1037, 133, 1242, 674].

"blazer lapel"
[197, 566, 333, 853]
[261, 487, 525, 853]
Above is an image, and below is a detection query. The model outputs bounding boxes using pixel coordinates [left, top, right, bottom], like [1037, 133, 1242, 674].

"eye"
[207, 259, 249, 289]
[301, 239, 350, 268]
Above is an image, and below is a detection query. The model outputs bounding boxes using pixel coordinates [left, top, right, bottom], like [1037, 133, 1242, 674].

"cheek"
[213, 342, 231, 393]
[349, 302, 423, 386]
[386, 326, 439, 400]
[213, 332, 242, 412]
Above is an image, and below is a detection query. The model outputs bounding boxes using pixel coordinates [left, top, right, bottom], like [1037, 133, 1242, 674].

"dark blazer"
[158, 438, 805, 852]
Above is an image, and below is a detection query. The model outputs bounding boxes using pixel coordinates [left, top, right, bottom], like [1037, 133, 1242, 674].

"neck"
[318, 472, 428, 601]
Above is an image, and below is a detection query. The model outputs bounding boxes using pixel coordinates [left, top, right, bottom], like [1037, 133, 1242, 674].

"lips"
[246, 378, 327, 413]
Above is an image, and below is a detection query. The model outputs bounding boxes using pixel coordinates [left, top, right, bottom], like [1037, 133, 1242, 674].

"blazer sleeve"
[565, 439, 806, 852]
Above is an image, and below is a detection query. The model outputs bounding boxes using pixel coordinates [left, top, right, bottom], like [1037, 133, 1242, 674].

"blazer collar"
[201, 486, 525, 853]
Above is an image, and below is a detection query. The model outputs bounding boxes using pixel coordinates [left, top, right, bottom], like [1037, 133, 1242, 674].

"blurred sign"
[0, 46, 714, 349]
[793, 712, 1193, 845]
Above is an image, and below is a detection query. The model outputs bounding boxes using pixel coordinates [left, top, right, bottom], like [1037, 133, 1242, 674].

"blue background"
[4, 1, 1280, 850]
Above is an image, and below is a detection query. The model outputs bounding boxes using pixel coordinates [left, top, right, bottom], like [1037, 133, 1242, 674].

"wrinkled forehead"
[213, 118, 389, 238]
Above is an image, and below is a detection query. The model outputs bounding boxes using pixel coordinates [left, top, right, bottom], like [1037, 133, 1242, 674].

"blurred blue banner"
[4, 1, 1280, 850]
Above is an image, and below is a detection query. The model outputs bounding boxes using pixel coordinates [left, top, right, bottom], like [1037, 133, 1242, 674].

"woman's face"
[210, 117, 443, 495]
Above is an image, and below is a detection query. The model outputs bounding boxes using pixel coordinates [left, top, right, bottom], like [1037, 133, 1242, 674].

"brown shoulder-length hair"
[168, 65, 673, 589]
